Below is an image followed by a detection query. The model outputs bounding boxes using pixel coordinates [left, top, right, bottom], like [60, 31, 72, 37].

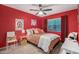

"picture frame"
[15, 19, 24, 30]
[31, 19, 37, 26]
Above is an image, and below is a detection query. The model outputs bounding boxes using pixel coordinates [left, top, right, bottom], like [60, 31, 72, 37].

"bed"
[26, 28, 60, 53]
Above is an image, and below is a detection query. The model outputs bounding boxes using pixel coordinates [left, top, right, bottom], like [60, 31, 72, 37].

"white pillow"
[26, 29, 33, 36]
[68, 32, 77, 40]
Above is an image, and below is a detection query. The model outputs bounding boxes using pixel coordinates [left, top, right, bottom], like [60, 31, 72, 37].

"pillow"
[26, 29, 33, 35]
[33, 28, 39, 34]
[37, 29, 44, 33]
[68, 32, 77, 40]
[33, 28, 44, 34]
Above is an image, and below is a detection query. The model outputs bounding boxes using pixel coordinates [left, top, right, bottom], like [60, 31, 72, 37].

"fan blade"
[30, 9, 39, 11]
[42, 11, 46, 15]
[43, 9, 52, 11]
[35, 11, 39, 15]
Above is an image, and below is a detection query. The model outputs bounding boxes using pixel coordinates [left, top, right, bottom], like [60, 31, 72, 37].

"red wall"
[40, 9, 78, 41]
[78, 24, 79, 43]
[0, 5, 78, 48]
[41, 9, 78, 33]
[0, 5, 42, 47]
[78, 5, 79, 43]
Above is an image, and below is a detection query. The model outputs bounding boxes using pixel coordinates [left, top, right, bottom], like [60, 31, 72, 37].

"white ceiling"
[4, 4, 77, 17]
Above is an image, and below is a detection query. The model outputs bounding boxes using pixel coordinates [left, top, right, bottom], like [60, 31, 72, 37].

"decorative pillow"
[68, 32, 77, 40]
[37, 29, 44, 33]
[33, 28, 39, 34]
[33, 28, 44, 34]
[26, 29, 33, 35]
[69, 36, 74, 40]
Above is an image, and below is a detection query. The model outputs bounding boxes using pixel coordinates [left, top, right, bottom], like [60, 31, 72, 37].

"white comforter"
[38, 33, 60, 52]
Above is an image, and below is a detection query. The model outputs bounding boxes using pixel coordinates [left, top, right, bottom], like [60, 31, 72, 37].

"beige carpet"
[0, 43, 45, 54]
[0, 42, 62, 54]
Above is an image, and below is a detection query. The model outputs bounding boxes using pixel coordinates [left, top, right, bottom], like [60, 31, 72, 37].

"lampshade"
[22, 29, 25, 33]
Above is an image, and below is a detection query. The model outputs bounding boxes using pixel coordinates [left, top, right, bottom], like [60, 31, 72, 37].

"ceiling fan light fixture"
[38, 11, 43, 15]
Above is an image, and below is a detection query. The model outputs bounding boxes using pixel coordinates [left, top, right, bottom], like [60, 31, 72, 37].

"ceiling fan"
[30, 4, 52, 15]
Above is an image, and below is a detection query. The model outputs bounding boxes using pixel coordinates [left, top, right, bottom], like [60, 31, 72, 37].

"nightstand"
[60, 38, 79, 54]
[19, 36, 27, 46]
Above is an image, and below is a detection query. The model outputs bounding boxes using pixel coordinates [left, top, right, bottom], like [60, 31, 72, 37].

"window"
[47, 18, 61, 32]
